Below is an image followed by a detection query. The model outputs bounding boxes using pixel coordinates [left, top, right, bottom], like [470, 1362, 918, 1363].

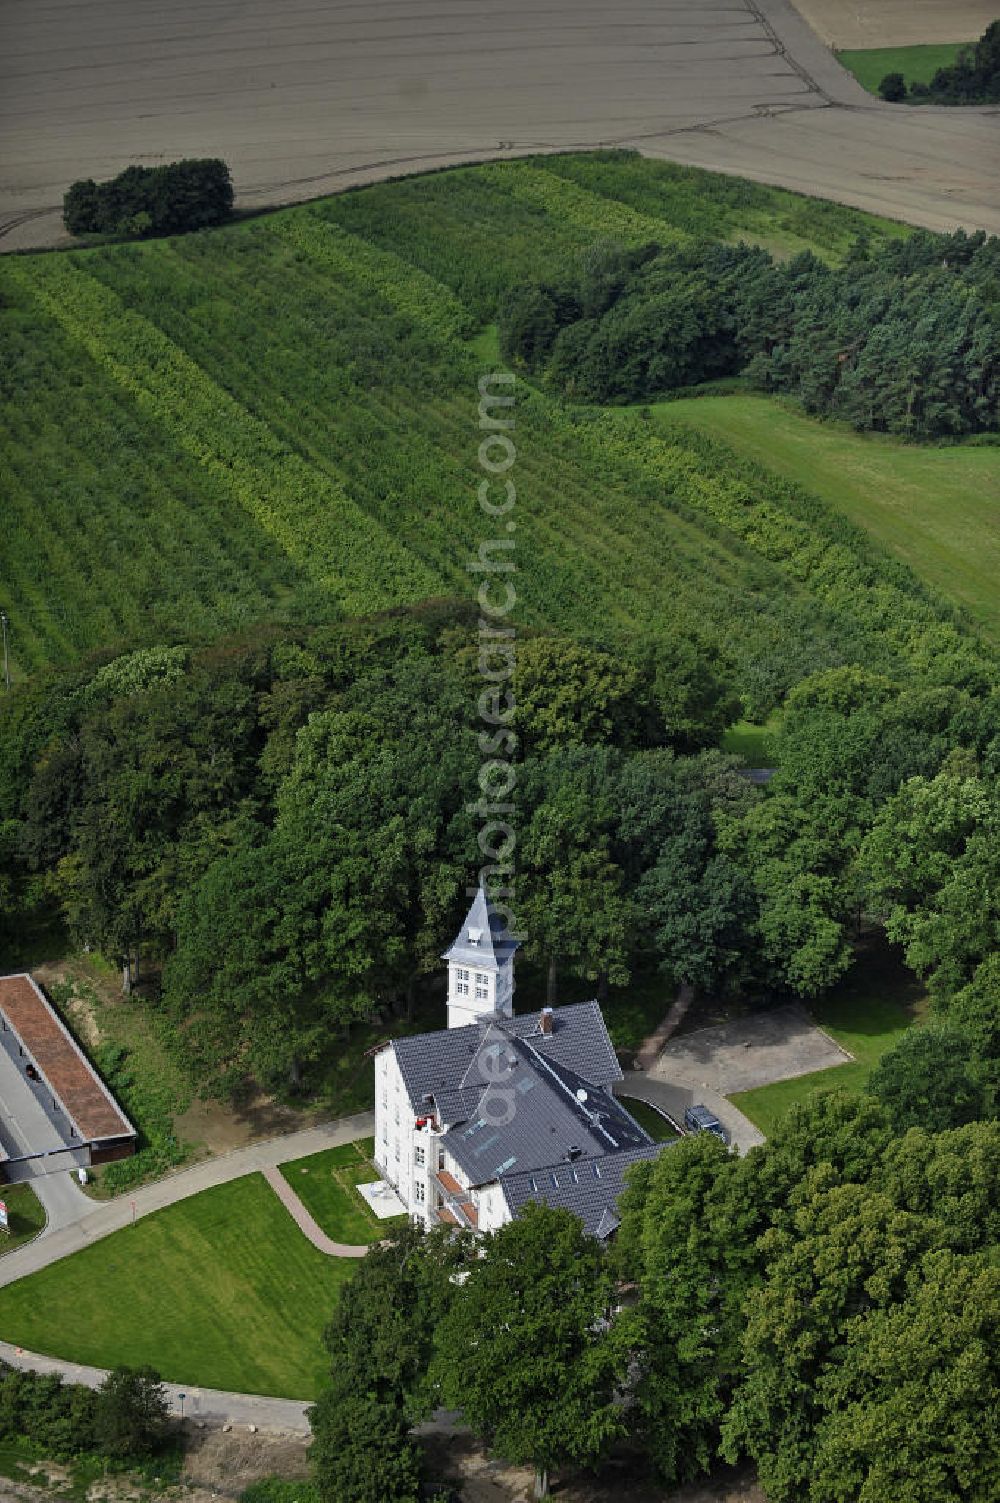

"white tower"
[443, 885, 520, 1029]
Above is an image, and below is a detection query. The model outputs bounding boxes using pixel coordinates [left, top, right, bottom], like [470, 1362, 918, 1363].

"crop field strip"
[534, 153, 912, 259]
[1, 276, 303, 670]
[8, 256, 441, 617]
[1, 155, 993, 697]
[17, 207, 790, 651]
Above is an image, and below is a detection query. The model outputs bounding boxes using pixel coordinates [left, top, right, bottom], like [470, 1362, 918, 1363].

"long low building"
[0, 973, 136, 1182]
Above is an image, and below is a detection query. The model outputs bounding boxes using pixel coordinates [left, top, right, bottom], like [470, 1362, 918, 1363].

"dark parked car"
[684, 1103, 730, 1145]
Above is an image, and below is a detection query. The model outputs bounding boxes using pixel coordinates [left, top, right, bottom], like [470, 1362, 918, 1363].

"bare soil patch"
[174, 1090, 313, 1157]
[181, 1425, 310, 1501]
[424, 1435, 763, 1503]
[791, 1, 996, 49]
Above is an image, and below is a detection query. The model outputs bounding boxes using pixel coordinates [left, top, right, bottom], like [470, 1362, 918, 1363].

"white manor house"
[374, 886, 668, 1240]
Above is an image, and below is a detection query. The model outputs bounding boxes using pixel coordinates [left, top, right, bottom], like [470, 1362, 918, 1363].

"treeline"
[309, 1096, 1000, 1502]
[0, 1362, 169, 1463]
[501, 229, 1000, 437]
[881, 21, 1000, 104]
[63, 158, 233, 239]
[2, 607, 999, 1096]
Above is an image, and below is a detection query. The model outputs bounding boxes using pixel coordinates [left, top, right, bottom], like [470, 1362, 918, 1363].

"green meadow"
[653, 393, 1000, 642]
[838, 43, 965, 94]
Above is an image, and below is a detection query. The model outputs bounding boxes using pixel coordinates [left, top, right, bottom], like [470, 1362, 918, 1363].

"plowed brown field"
[0, 0, 996, 250]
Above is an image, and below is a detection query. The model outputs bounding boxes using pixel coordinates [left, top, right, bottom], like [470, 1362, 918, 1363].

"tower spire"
[442, 884, 519, 1028]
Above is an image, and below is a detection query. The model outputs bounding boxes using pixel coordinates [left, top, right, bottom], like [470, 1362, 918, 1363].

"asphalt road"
[0, 0, 997, 251]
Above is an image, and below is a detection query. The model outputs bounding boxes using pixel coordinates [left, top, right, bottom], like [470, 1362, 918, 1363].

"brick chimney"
[539, 1006, 554, 1036]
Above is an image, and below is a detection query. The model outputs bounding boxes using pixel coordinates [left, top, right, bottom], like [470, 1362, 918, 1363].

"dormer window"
[468, 927, 483, 945]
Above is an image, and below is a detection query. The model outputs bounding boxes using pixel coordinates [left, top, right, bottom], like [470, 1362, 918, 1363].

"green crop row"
[537, 151, 909, 258]
[0, 273, 302, 671]
[0, 153, 990, 711]
[263, 211, 472, 341]
[8, 257, 441, 619]
[473, 160, 690, 248]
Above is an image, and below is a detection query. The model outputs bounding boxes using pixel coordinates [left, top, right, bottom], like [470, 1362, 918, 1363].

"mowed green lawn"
[655, 394, 1000, 641]
[618, 1098, 679, 1142]
[0, 1185, 45, 1257]
[731, 944, 928, 1136]
[279, 1138, 404, 1243]
[0, 1175, 353, 1398]
[837, 43, 964, 94]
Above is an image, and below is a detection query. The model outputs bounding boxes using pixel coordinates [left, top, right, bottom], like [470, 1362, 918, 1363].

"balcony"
[434, 1168, 479, 1230]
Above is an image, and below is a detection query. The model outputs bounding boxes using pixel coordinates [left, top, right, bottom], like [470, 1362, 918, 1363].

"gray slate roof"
[442, 884, 520, 970]
[442, 1031, 649, 1187]
[501, 1142, 668, 1240]
[391, 999, 622, 1109]
[388, 997, 658, 1240]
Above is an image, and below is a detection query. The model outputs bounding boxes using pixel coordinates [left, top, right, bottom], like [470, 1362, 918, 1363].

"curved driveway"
[0, 0, 997, 251]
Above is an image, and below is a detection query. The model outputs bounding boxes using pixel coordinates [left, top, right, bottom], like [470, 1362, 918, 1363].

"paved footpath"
[0, 1112, 377, 1432]
[0, 1110, 375, 1290]
[261, 1165, 368, 1257]
[635, 982, 695, 1073]
[0, 1339, 312, 1433]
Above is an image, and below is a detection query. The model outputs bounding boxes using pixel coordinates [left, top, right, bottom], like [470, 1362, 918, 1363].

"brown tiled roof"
[0, 974, 134, 1143]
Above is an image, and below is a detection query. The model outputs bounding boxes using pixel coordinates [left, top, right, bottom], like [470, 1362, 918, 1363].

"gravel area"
[649, 1005, 850, 1095]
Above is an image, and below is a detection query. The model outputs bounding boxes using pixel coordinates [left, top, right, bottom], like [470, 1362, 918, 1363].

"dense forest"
[501, 228, 1000, 436]
[1, 603, 998, 1106]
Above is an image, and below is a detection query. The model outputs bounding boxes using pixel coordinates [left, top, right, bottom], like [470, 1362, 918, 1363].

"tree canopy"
[501, 229, 1000, 438]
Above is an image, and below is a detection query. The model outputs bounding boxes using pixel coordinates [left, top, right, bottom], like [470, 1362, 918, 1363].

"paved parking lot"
[648, 1005, 851, 1096]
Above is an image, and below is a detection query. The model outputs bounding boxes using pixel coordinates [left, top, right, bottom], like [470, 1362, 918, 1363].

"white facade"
[375, 885, 520, 1230]
[447, 960, 511, 1030]
[374, 1046, 433, 1227]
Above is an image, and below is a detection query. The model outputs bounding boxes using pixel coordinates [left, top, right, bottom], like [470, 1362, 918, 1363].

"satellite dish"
[576, 1088, 588, 1103]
